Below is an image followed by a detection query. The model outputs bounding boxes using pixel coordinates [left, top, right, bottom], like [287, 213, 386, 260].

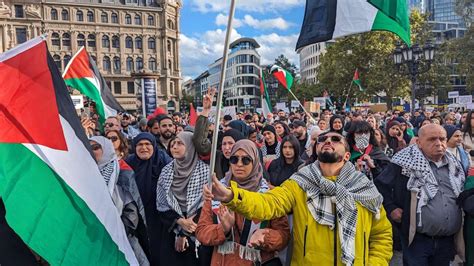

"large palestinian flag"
[63, 46, 124, 126]
[259, 69, 272, 118]
[296, 0, 411, 50]
[0, 37, 137, 265]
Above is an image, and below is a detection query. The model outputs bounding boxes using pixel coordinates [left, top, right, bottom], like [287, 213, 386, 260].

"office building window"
[113, 57, 121, 74]
[62, 33, 71, 47]
[148, 15, 154, 26]
[87, 11, 94, 22]
[101, 12, 108, 23]
[149, 57, 157, 71]
[135, 14, 142, 25]
[51, 32, 60, 47]
[102, 35, 110, 48]
[125, 14, 131, 24]
[111, 13, 118, 23]
[87, 34, 96, 47]
[148, 37, 155, 49]
[14, 5, 24, 18]
[103, 56, 111, 72]
[76, 10, 83, 21]
[77, 34, 85, 47]
[114, 81, 122, 95]
[125, 36, 133, 48]
[126, 57, 133, 72]
[62, 9, 69, 20]
[51, 9, 58, 20]
[15, 28, 27, 44]
[135, 37, 142, 49]
[136, 57, 143, 70]
[112, 35, 120, 48]
[127, 81, 135, 94]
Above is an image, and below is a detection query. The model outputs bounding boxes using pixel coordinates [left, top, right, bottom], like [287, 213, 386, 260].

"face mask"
[355, 133, 370, 150]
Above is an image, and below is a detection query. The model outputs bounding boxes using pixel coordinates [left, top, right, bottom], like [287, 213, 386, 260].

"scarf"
[223, 140, 263, 192]
[212, 178, 270, 263]
[172, 132, 199, 211]
[354, 133, 370, 151]
[260, 141, 281, 158]
[391, 144, 465, 227]
[291, 162, 383, 265]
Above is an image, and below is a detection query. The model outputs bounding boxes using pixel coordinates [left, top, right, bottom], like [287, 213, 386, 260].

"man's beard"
[161, 131, 174, 140]
[317, 151, 343, 163]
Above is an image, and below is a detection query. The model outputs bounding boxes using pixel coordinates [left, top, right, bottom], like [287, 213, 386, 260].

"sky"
[179, 0, 307, 81]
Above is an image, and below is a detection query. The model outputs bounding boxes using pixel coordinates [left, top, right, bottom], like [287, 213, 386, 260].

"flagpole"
[343, 81, 354, 111]
[287, 89, 316, 123]
[208, 0, 236, 185]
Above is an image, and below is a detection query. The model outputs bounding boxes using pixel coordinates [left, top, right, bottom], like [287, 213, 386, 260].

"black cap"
[223, 115, 233, 121]
[292, 120, 306, 128]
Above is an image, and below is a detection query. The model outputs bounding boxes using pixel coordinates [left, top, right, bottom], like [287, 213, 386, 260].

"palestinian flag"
[0, 37, 137, 265]
[271, 65, 294, 91]
[353, 69, 365, 91]
[259, 69, 272, 118]
[189, 103, 197, 126]
[63, 46, 124, 126]
[295, 0, 411, 50]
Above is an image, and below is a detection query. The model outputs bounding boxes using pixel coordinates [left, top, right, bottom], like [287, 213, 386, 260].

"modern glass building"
[426, 0, 465, 25]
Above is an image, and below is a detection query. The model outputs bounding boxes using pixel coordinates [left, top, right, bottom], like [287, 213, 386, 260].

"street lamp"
[393, 40, 435, 113]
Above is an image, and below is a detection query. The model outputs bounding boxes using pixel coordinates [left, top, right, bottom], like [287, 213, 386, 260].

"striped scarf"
[260, 141, 281, 158]
[291, 162, 383, 265]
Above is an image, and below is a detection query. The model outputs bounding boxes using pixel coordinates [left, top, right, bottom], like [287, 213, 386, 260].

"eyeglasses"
[104, 123, 116, 128]
[91, 144, 102, 151]
[229, 155, 253, 166]
[317, 135, 343, 144]
[108, 136, 119, 142]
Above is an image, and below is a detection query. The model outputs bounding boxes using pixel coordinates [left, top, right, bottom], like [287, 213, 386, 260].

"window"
[103, 56, 111, 72]
[64, 55, 71, 67]
[167, 40, 172, 52]
[127, 81, 135, 94]
[114, 81, 122, 95]
[111, 13, 118, 23]
[136, 57, 143, 70]
[15, 28, 27, 44]
[168, 59, 172, 70]
[112, 35, 120, 48]
[135, 14, 142, 25]
[62, 33, 71, 47]
[51, 32, 60, 47]
[167, 19, 174, 29]
[51, 9, 58, 20]
[87, 11, 94, 22]
[149, 57, 157, 71]
[102, 35, 110, 48]
[126, 57, 133, 72]
[148, 15, 154, 26]
[87, 34, 96, 47]
[148, 37, 155, 49]
[101, 12, 108, 23]
[61, 9, 69, 20]
[53, 55, 61, 71]
[135, 37, 142, 49]
[125, 36, 133, 48]
[14, 5, 24, 18]
[125, 14, 131, 24]
[113, 57, 121, 74]
[75, 10, 84, 21]
[77, 34, 85, 47]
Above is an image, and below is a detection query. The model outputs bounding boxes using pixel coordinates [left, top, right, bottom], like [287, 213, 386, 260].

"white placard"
[276, 102, 286, 111]
[313, 97, 327, 109]
[425, 106, 435, 112]
[243, 98, 250, 105]
[71, 95, 84, 109]
[196, 106, 237, 123]
[467, 103, 474, 110]
[448, 91, 459, 98]
[458, 95, 473, 105]
[291, 100, 300, 108]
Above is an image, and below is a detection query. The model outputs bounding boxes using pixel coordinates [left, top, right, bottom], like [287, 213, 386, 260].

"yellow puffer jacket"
[225, 179, 393, 266]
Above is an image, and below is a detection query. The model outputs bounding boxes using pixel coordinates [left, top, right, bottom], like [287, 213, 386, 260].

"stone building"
[0, 0, 182, 111]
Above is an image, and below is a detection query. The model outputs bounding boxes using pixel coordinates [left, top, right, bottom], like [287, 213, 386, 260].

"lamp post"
[393, 40, 435, 113]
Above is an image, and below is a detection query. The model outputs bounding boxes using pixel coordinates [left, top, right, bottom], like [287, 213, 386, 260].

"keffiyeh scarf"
[391, 144, 465, 226]
[291, 162, 383, 265]
[260, 141, 281, 158]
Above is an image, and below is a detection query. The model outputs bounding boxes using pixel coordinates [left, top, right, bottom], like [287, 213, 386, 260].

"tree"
[316, 10, 450, 109]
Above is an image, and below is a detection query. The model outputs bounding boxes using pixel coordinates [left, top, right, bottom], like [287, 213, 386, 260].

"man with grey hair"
[376, 124, 465, 265]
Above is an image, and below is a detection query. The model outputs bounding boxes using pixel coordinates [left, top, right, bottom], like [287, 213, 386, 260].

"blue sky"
[179, 0, 306, 80]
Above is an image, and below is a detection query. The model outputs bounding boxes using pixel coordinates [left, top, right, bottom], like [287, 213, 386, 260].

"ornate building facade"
[0, 0, 182, 111]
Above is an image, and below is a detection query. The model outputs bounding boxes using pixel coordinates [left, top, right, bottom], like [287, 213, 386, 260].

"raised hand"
[203, 174, 233, 203]
[203, 87, 216, 111]
[217, 205, 235, 234]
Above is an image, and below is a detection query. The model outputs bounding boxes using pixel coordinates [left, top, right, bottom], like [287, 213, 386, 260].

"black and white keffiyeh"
[156, 160, 209, 218]
[391, 144, 465, 226]
[291, 162, 383, 265]
[260, 141, 281, 158]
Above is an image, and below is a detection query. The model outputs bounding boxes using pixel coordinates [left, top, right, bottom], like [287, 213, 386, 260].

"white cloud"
[180, 30, 300, 79]
[190, 0, 305, 13]
[215, 14, 293, 30]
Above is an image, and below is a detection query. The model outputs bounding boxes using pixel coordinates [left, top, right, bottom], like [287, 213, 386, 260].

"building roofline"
[229, 38, 260, 49]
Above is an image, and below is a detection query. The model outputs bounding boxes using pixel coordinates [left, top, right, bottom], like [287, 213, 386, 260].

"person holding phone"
[386, 121, 407, 154]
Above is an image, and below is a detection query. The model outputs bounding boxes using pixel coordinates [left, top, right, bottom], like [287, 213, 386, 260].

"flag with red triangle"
[353, 69, 365, 91]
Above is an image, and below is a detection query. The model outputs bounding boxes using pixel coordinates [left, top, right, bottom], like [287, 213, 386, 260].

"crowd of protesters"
[2, 88, 474, 266]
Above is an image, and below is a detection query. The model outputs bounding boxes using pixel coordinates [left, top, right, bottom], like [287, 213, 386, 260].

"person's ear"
[343, 152, 351, 162]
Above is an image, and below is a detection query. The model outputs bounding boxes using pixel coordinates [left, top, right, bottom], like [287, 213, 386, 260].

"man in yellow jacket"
[204, 131, 393, 265]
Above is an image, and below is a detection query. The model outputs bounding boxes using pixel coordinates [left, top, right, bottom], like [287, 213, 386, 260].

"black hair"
[329, 114, 345, 134]
[462, 110, 474, 138]
[273, 121, 290, 138]
[147, 117, 158, 128]
[281, 135, 301, 161]
[157, 115, 173, 125]
[346, 120, 378, 149]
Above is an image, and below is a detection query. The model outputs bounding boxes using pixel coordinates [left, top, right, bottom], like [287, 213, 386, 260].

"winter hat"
[262, 125, 277, 136]
[443, 124, 459, 141]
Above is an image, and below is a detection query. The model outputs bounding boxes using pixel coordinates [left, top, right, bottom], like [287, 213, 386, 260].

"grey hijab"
[171, 131, 199, 211]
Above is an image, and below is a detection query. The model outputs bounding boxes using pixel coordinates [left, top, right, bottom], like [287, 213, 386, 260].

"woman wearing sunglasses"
[105, 129, 129, 160]
[196, 139, 290, 266]
[156, 131, 209, 265]
[89, 136, 150, 265]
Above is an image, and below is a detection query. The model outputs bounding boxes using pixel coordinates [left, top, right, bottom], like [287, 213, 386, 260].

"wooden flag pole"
[287, 89, 316, 123]
[208, 0, 237, 185]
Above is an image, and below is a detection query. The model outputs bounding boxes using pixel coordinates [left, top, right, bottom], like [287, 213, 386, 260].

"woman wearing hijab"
[89, 136, 150, 265]
[196, 140, 290, 266]
[329, 114, 345, 135]
[268, 135, 305, 187]
[126, 133, 172, 265]
[156, 131, 209, 265]
[346, 121, 390, 180]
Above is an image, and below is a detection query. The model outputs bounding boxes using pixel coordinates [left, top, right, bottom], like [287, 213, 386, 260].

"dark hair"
[273, 121, 290, 138]
[147, 117, 158, 128]
[166, 135, 178, 158]
[346, 121, 378, 148]
[105, 129, 129, 158]
[281, 135, 300, 161]
[329, 114, 345, 134]
[463, 110, 474, 138]
[157, 115, 173, 125]
[374, 128, 387, 148]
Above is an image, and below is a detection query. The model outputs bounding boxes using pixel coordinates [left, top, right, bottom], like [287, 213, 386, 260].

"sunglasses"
[108, 136, 119, 142]
[317, 135, 343, 144]
[229, 155, 253, 166]
[104, 123, 116, 128]
[91, 144, 102, 151]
